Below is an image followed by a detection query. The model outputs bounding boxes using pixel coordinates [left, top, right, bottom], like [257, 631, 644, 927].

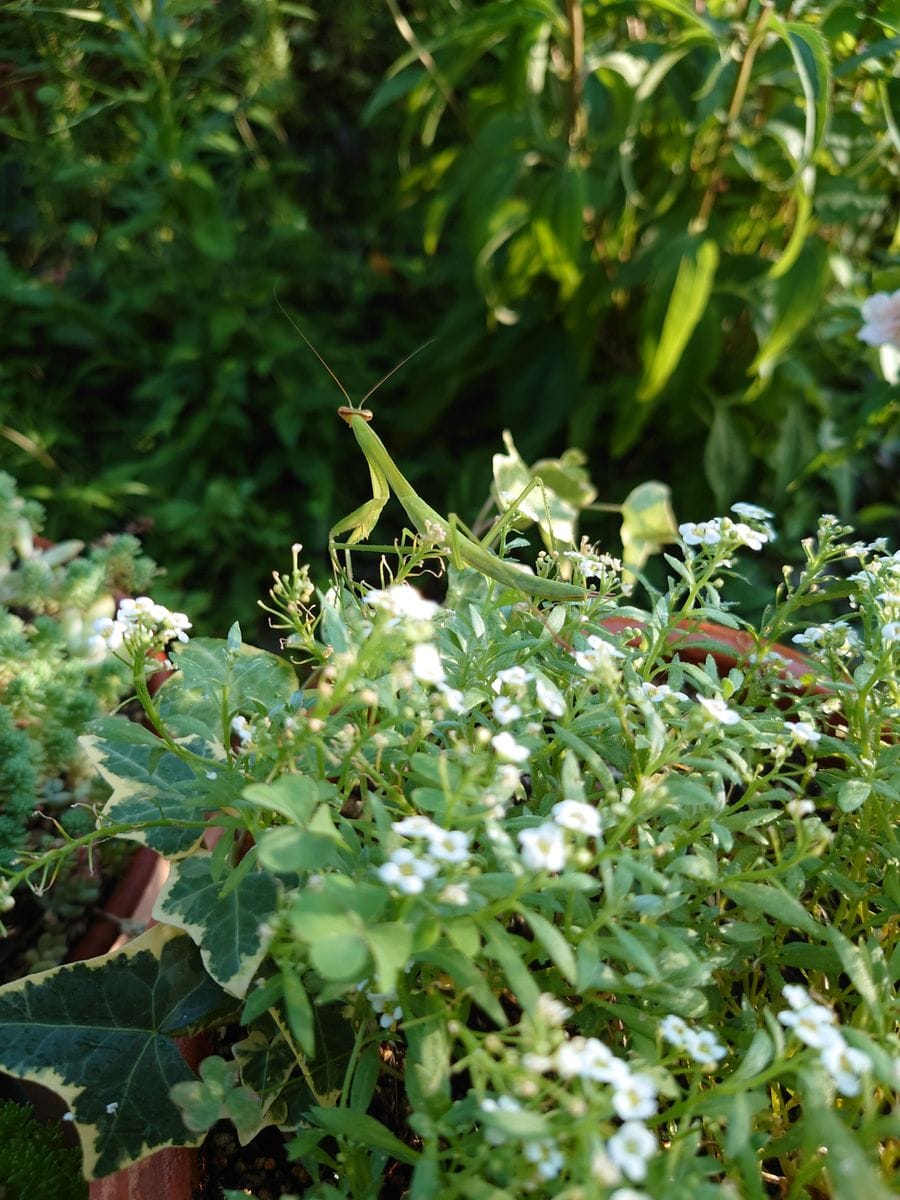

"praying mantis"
[279, 298, 591, 602]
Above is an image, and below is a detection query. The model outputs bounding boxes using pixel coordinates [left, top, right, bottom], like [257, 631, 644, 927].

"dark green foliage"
[0, 1100, 87, 1200]
[0, 707, 37, 868]
[0, 0, 897, 638]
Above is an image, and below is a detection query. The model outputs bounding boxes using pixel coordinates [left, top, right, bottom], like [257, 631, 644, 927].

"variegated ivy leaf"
[620, 480, 679, 580]
[160, 637, 297, 742]
[492, 430, 596, 552]
[81, 718, 209, 857]
[153, 851, 280, 997]
[0, 925, 234, 1179]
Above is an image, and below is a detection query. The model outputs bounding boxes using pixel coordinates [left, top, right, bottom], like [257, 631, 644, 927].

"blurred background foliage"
[0, 0, 897, 636]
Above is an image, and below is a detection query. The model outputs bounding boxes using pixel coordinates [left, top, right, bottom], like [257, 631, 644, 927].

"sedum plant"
[0, 452, 896, 1196]
[0, 472, 156, 972]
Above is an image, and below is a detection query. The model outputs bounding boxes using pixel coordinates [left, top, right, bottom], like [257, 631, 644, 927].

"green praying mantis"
[279, 299, 592, 602]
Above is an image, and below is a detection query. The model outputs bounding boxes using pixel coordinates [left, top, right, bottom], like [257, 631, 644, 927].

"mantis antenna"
[274, 288, 435, 422]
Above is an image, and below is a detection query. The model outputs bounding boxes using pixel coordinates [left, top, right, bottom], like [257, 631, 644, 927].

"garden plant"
[1, 0, 897, 632]
[0, 425, 896, 1198]
[0, 472, 156, 980]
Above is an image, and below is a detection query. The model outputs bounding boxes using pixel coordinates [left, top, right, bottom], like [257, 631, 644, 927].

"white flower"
[574, 634, 625, 673]
[437, 685, 466, 713]
[820, 1036, 871, 1096]
[731, 521, 769, 551]
[365, 583, 440, 621]
[610, 1191, 652, 1200]
[731, 502, 774, 521]
[438, 883, 470, 906]
[778, 1001, 838, 1049]
[491, 731, 530, 764]
[565, 550, 622, 579]
[492, 695, 522, 725]
[551, 799, 602, 837]
[697, 695, 740, 726]
[534, 993, 573, 1027]
[882, 621, 900, 644]
[393, 814, 441, 838]
[231, 715, 252, 744]
[786, 798, 816, 819]
[857, 289, 900, 349]
[611, 1071, 658, 1121]
[410, 642, 446, 684]
[638, 681, 688, 704]
[607, 1122, 657, 1183]
[480, 1095, 522, 1146]
[679, 520, 722, 547]
[425, 827, 471, 863]
[781, 984, 812, 1011]
[523, 1139, 564, 1181]
[518, 822, 567, 873]
[366, 989, 403, 1029]
[554, 1036, 623, 1083]
[105, 1101, 119, 1115]
[785, 720, 821, 745]
[522, 1051, 555, 1074]
[684, 1028, 727, 1067]
[492, 666, 533, 693]
[534, 675, 566, 717]
[659, 1014, 691, 1048]
[377, 848, 438, 894]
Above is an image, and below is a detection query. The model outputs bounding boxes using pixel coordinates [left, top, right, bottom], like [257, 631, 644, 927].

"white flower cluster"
[573, 634, 625, 676]
[365, 987, 404, 1030]
[791, 620, 860, 658]
[496, 1034, 660, 1184]
[777, 984, 872, 1096]
[679, 504, 775, 552]
[845, 544, 900, 649]
[90, 596, 191, 657]
[517, 799, 602, 874]
[491, 664, 566, 721]
[636, 680, 688, 705]
[659, 1015, 728, 1068]
[857, 289, 900, 350]
[364, 582, 440, 622]
[696, 695, 741, 727]
[377, 815, 472, 895]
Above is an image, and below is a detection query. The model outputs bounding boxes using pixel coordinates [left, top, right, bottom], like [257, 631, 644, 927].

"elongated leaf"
[721, 881, 821, 936]
[637, 239, 719, 403]
[519, 908, 577, 984]
[749, 242, 830, 379]
[0, 925, 233, 1178]
[307, 1107, 420, 1165]
[153, 852, 279, 997]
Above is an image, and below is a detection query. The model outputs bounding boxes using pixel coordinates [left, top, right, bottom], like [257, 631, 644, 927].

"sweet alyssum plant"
[0, 457, 896, 1196]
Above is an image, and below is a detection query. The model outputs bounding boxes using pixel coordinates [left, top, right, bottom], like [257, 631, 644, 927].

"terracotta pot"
[599, 615, 831, 694]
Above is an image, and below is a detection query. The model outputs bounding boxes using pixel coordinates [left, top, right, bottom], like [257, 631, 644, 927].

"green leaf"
[704, 407, 751, 511]
[637, 239, 719, 403]
[721, 882, 820, 936]
[242, 775, 321, 824]
[619, 480, 679, 578]
[836, 779, 870, 813]
[748, 242, 830, 380]
[405, 997, 451, 1118]
[307, 1107, 420, 1166]
[479, 920, 541, 1010]
[162, 638, 296, 738]
[153, 852, 279, 997]
[519, 908, 577, 984]
[0, 926, 233, 1178]
[366, 923, 414, 996]
[81, 719, 205, 857]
